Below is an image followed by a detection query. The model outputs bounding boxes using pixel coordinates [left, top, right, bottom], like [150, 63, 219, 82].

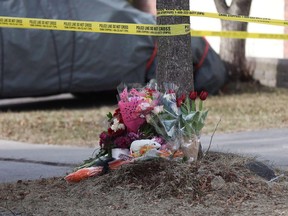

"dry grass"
[0, 106, 115, 147]
[203, 85, 288, 134]
[0, 84, 288, 147]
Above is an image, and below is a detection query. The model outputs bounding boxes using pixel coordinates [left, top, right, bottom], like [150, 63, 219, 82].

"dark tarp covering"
[0, 0, 227, 98]
[191, 37, 228, 95]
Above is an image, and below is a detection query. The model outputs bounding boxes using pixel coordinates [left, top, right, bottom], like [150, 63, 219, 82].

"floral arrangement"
[65, 80, 208, 183]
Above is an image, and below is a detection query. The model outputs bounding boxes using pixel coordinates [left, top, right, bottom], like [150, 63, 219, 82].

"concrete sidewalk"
[0, 128, 288, 183]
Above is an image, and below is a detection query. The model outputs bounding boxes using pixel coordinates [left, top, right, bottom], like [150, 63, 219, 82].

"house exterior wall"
[190, 0, 285, 59]
[285, 0, 288, 58]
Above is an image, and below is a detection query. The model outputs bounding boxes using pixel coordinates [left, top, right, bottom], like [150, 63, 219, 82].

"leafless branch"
[214, 0, 229, 13]
[204, 118, 221, 157]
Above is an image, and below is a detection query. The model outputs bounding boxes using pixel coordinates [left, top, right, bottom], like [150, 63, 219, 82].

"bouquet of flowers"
[65, 80, 208, 183]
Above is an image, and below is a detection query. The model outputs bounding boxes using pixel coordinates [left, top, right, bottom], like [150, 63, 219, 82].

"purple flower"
[114, 136, 131, 149]
[127, 132, 140, 141]
[152, 136, 166, 145]
[99, 132, 109, 148]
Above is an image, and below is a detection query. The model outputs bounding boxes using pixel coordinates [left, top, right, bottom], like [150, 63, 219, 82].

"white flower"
[163, 93, 174, 101]
[152, 105, 164, 114]
[138, 102, 151, 111]
[118, 123, 125, 130]
[145, 114, 152, 123]
[111, 118, 125, 132]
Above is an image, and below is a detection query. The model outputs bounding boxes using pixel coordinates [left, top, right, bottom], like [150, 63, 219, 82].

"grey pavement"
[0, 128, 288, 183]
[0, 140, 95, 183]
[201, 128, 288, 171]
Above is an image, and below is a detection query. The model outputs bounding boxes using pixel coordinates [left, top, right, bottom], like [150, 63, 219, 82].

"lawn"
[0, 83, 287, 147]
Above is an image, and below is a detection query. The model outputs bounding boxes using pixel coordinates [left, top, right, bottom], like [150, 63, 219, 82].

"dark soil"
[1, 152, 288, 216]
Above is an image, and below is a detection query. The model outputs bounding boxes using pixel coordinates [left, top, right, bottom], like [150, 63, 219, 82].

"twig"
[0, 202, 17, 216]
[203, 117, 221, 158]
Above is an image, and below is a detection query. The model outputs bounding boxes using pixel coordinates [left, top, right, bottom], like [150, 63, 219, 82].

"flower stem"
[108, 147, 112, 158]
[191, 100, 196, 111]
[199, 100, 203, 111]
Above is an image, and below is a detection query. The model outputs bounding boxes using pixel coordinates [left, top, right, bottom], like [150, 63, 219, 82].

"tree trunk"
[131, 0, 157, 15]
[156, 0, 194, 94]
[214, 0, 252, 81]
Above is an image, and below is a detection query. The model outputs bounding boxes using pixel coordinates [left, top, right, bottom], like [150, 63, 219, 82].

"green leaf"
[182, 112, 197, 122]
[106, 112, 113, 120]
[185, 96, 191, 113]
[180, 105, 188, 115]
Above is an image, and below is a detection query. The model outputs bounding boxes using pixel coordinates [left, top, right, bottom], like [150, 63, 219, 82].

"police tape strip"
[191, 30, 288, 40]
[1, 16, 288, 40]
[158, 10, 288, 27]
[0, 16, 189, 36]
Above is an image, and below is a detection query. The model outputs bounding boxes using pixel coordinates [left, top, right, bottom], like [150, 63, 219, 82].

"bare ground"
[1, 152, 288, 216]
[1, 84, 288, 215]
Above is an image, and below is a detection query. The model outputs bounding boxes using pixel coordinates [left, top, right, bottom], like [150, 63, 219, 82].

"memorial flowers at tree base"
[65, 80, 209, 183]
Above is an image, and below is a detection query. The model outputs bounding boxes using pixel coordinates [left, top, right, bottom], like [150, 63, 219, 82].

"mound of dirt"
[1, 152, 288, 216]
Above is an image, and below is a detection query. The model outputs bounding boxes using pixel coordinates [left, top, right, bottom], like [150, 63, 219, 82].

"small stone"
[211, 176, 226, 190]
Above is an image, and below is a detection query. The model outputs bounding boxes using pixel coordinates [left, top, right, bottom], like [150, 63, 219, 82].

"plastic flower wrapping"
[65, 80, 209, 183]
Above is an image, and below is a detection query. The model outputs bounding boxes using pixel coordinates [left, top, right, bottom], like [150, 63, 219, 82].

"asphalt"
[0, 128, 288, 183]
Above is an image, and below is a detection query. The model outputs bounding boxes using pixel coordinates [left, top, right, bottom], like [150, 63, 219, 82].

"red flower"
[113, 108, 121, 117]
[112, 108, 124, 124]
[145, 88, 156, 97]
[199, 91, 208, 101]
[189, 91, 197, 100]
[99, 132, 109, 148]
[176, 94, 186, 107]
[114, 136, 131, 149]
[107, 127, 125, 137]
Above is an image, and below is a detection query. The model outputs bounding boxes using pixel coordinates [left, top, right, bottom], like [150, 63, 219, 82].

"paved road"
[0, 140, 95, 183]
[0, 128, 287, 183]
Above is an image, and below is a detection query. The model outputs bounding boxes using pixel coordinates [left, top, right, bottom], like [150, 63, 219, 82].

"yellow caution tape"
[0, 16, 190, 36]
[1, 16, 288, 40]
[158, 10, 288, 27]
[191, 30, 288, 40]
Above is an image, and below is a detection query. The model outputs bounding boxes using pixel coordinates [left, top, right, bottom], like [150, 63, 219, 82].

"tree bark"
[131, 0, 157, 15]
[214, 0, 252, 81]
[156, 0, 194, 95]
